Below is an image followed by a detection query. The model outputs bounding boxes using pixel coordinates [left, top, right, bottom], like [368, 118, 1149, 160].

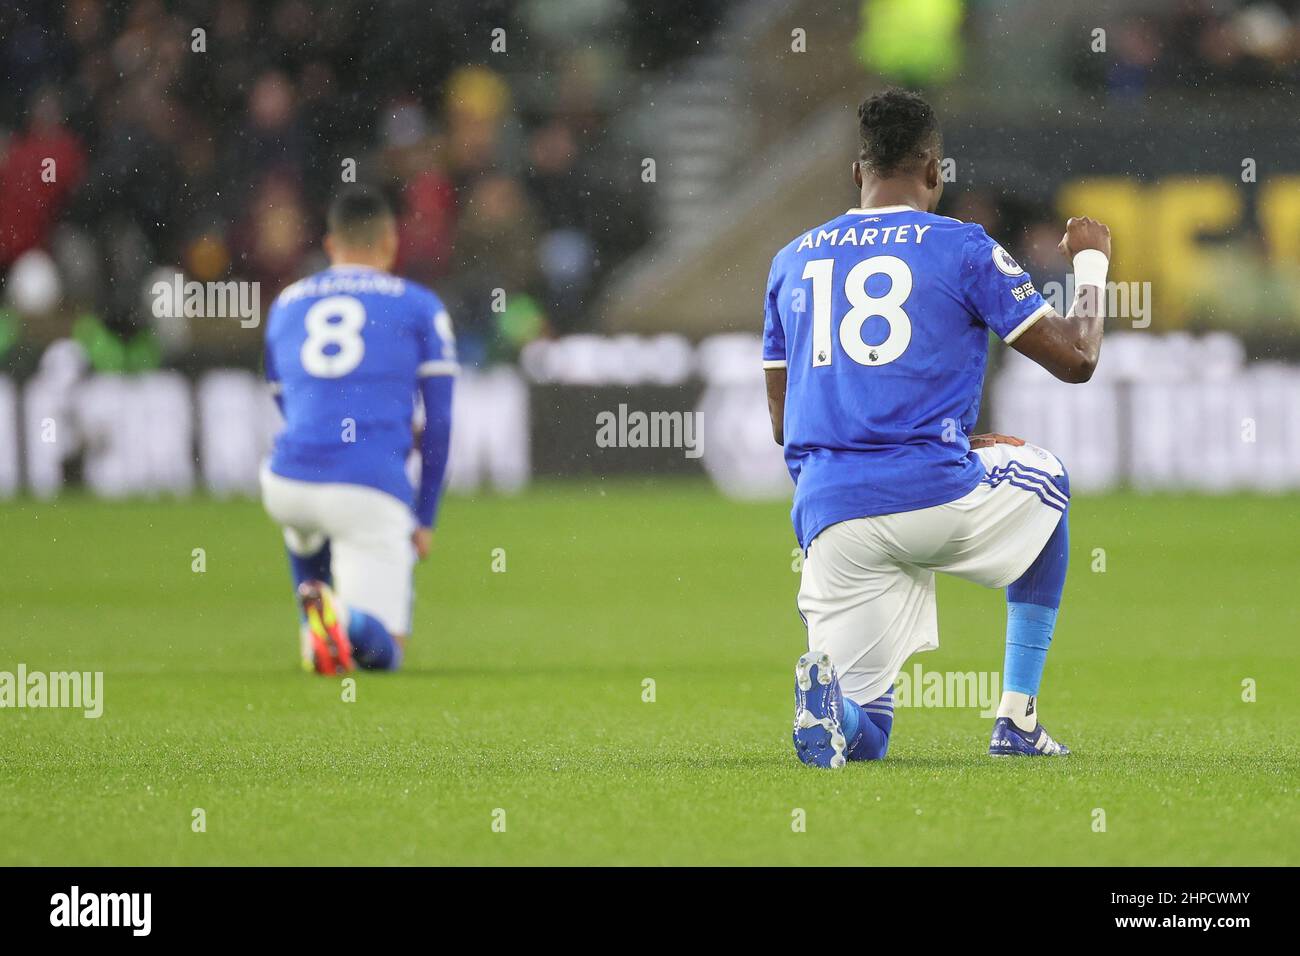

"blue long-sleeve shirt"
[415, 375, 453, 528]
[263, 265, 458, 524]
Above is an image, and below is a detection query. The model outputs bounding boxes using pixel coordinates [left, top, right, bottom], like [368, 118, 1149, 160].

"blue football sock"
[1007, 507, 1069, 609]
[346, 609, 402, 670]
[845, 689, 894, 761]
[287, 541, 332, 623]
[1004, 490, 1069, 697]
[1003, 603, 1058, 696]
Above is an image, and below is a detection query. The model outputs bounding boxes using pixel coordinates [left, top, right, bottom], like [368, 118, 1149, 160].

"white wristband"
[1072, 249, 1109, 290]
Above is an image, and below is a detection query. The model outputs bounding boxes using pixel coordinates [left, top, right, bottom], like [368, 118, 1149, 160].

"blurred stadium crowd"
[0, 0, 727, 371]
[1071, 0, 1300, 94]
[3, 0, 1300, 379]
[3, 0, 1299, 500]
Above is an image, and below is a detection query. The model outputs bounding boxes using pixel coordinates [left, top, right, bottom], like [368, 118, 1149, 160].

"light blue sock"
[347, 610, 402, 671]
[1004, 497, 1068, 699]
[845, 689, 893, 761]
[842, 695, 861, 741]
[1003, 602, 1057, 696]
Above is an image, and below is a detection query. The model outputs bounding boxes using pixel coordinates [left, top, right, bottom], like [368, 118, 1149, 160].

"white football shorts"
[798, 441, 1069, 704]
[260, 465, 416, 636]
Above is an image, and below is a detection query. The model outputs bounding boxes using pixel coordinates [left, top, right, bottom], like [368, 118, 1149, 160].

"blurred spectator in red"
[396, 171, 458, 285]
[382, 101, 458, 285]
[0, 87, 86, 268]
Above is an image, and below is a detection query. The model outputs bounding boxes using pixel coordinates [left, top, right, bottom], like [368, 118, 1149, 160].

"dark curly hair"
[857, 88, 941, 177]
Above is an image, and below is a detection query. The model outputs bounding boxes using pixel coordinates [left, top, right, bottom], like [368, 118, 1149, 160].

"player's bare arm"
[765, 365, 786, 445]
[1010, 216, 1111, 383]
[413, 527, 433, 560]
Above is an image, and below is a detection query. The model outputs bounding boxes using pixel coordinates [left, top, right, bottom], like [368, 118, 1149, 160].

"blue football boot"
[793, 651, 848, 769]
[988, 716, 1070, 756]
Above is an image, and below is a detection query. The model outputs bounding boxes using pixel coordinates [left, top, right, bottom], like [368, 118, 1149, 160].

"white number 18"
[801, 255, 913, 368]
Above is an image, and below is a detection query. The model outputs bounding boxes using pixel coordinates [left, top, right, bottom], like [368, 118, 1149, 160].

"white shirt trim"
[1003, 302, 1053, 345]
[846, 205, 917, 216]
[762, 359, 787, 370]
[417, 359, 460, 377]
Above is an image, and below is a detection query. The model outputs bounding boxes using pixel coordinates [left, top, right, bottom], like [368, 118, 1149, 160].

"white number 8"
[803, 255, 912, 367]
[301, 295, 366, 378]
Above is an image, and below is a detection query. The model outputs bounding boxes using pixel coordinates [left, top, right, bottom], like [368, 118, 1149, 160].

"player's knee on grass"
[851, 728, 890, 761]
[1054, 461, 1070, 499]
[347, 609, 403, 670]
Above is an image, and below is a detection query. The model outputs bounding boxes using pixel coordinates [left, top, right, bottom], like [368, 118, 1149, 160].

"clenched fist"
[1058, 216, 1111, 260]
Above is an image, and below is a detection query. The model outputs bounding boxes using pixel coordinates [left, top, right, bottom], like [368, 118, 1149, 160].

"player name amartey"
[795, 222, 934, 253]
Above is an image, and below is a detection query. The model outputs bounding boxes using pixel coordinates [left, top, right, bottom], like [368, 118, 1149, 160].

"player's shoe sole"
[988, 716, 1070, 756]
[298, 580, 354, 675]
[792, 651, 848, 769]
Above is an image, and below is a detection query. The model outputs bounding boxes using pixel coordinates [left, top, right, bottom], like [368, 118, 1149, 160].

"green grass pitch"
[1, 482, 1296, 865]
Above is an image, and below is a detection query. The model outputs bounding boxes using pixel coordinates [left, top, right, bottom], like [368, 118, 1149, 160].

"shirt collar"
[845, 205, 917, 215]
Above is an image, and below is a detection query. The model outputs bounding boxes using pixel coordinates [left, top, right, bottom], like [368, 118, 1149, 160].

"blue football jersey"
[264, 265, 457, 507]
[763, 205, 1051, 548]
